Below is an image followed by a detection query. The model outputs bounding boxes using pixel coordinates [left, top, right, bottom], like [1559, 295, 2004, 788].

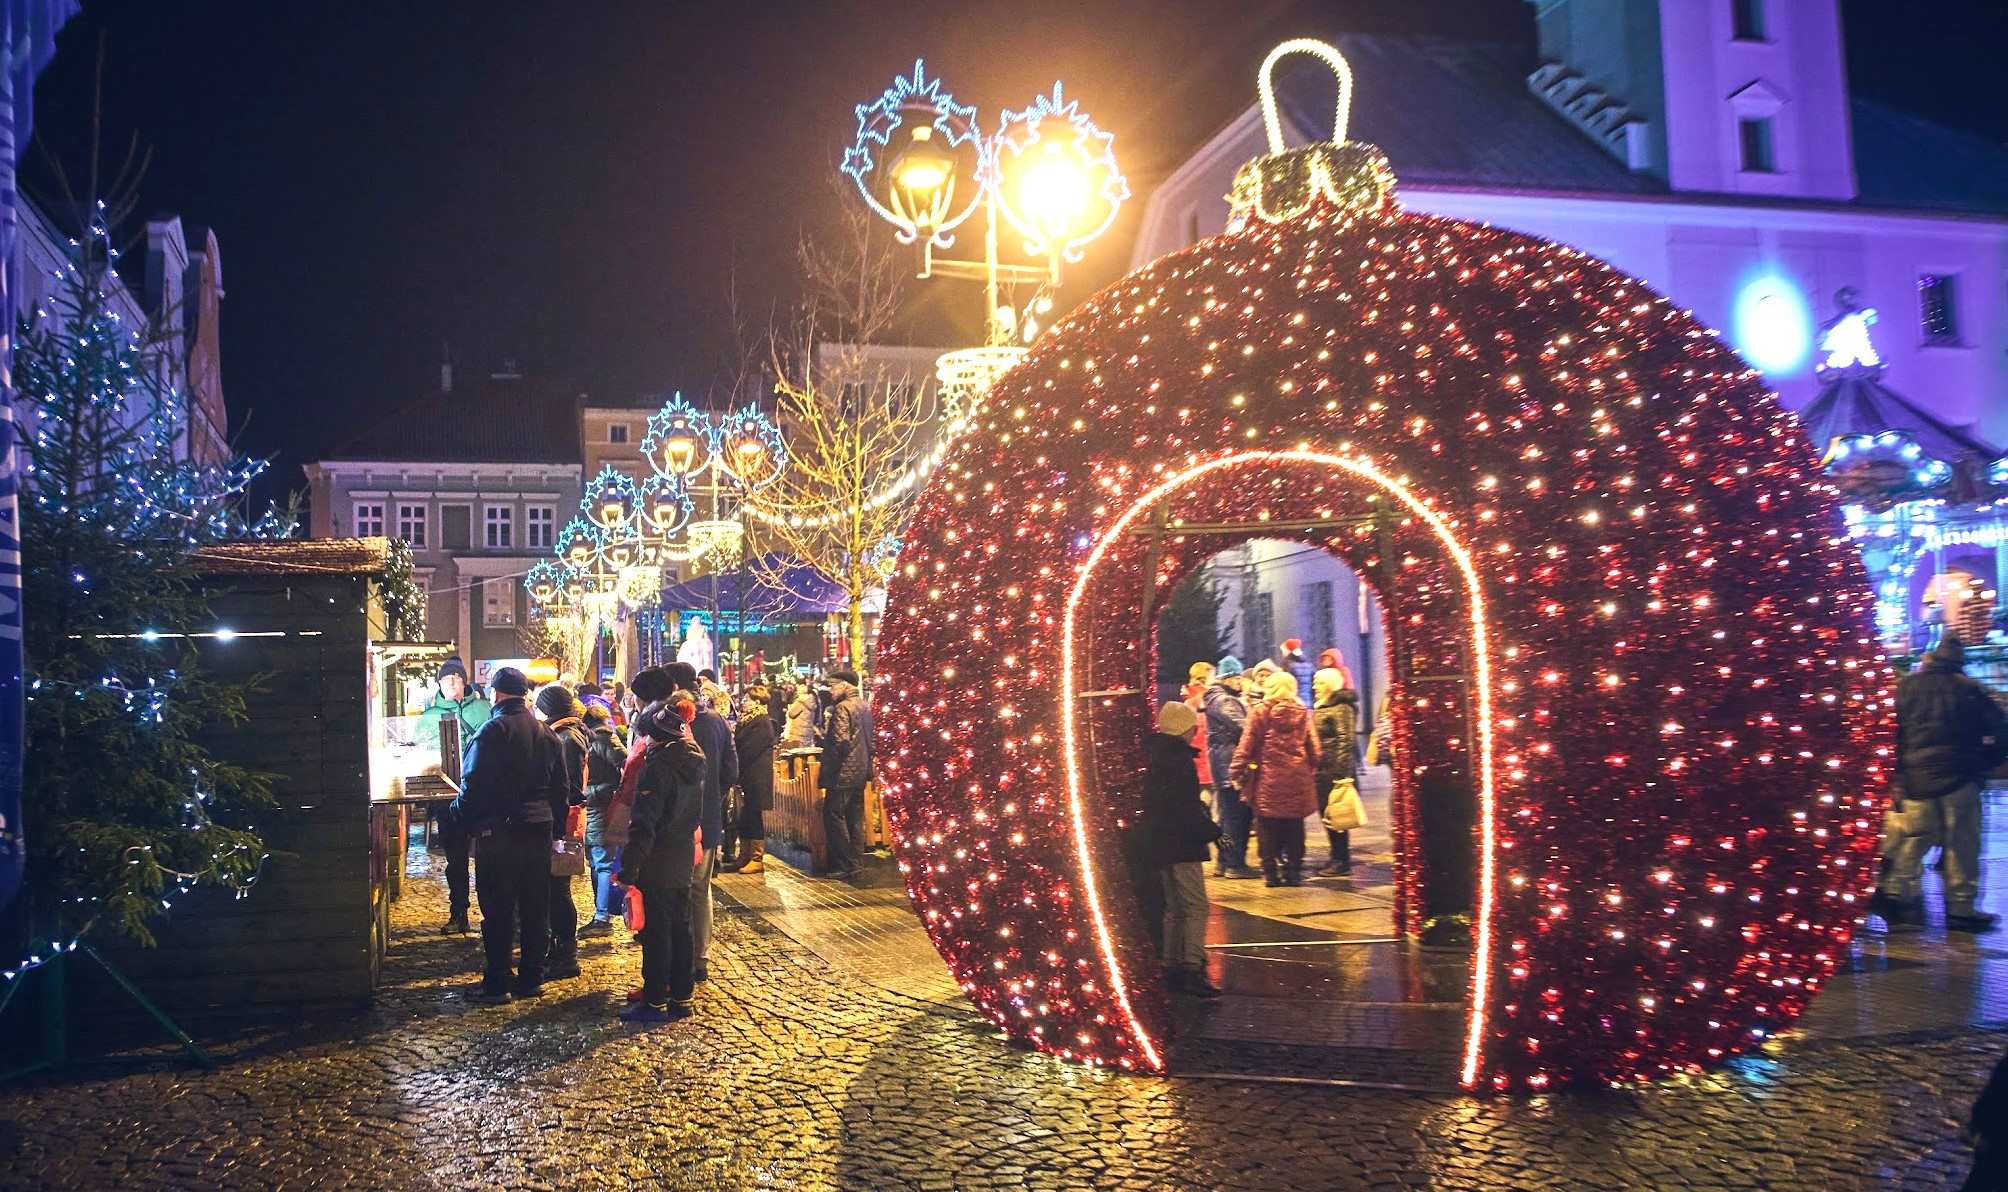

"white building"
[1130, 2, 2008, 685]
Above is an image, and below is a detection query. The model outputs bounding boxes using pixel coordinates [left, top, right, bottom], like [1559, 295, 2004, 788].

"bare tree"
[746, 194, 936, 671]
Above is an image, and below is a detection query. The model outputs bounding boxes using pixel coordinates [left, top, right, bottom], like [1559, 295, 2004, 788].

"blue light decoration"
[1731, 273, 1812, 374]
[989, 82, 1131, 267]
[554, 517, 603, 571]
[641, 392, 713, 480]
[581, 465, 641, 533]
[841, 58, 984, 248]
[523, 558, 569, 606]
[636, 472, 695, 538]
[715, 406, 788, 490]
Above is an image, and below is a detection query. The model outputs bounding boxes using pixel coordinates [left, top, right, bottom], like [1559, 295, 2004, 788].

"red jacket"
[1183, 682, 1213, 786]
[1231, 699, 1321, 819]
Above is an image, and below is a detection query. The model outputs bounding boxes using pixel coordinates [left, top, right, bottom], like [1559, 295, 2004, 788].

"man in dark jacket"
[1877, 634, 2008, 932]
[536, 684, 590, 978]
[722, 687, 777, 874]
[1141, 701, 1222, 997]
[579, 704, 629, 937]
[1202, 657, 1256, 879]
[449, 667, 566, 1001]
[817, 669, 873, 881]
[665, 661, 738, 980]
[618, 694, 707, 1023]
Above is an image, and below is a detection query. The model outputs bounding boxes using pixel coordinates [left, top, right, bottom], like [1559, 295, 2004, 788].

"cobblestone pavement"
[0, 845, 2001, 1190]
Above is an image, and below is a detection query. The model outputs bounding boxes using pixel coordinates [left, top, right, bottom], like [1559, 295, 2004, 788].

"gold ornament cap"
[1226, 39, 1398, 226]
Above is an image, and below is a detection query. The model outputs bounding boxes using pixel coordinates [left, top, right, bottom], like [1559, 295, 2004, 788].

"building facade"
[1130, 2, 2008, 686]
[303, 367, 582, 678]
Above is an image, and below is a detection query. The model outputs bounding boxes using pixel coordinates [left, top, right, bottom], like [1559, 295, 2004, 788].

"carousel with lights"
[872, 39, 1888, 1090]
[524, 395, 787, 677]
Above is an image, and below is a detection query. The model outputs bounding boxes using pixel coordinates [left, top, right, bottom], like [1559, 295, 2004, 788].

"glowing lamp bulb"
[1019, 150, 1090, 242]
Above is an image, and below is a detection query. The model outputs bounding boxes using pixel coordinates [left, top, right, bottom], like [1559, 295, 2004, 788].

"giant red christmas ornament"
[873, 40, 1887, 1090]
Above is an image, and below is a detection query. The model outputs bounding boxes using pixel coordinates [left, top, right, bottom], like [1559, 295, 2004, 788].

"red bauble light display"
[872, 44, 1886, 1090]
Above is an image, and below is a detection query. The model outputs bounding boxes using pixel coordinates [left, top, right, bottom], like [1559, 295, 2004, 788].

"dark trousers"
[635, 883, 694, 1007]
[1214, 784, 1252, 869]
[549, 874, 577, 963]
[439, 817, 471, 916]
[823, 784, 867, 874]
[475, 827, 551, 992]
[738, 792, 765, 842]
[1256, 816, 1305, 881]
[1417, 769, 1477, 920]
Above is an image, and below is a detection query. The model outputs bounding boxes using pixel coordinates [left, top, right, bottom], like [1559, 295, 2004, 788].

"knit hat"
[1262, 671, 1300, 703]
[535, 683, 577, 720]
[490, 667, 530, 697]
[1188, 661, 1215, 684]
[1282, 638, 1303, 654]
[436, 657, 469, 683]
[1157, 700, 1199, 739]
[663, 661, 699, 692]
[1317, 648, 1342, 670]
[1216, 655, 1244, 678]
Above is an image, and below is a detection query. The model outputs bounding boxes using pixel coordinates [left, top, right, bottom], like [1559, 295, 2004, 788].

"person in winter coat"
[578, 704, 629, 936]
[1278, 639, 1316, 707]
[785, 685, 817, 748]
[603, 668, 676, 866]
[1184, 662, 1215, 790]
[1141, 701, 1224, 998]
[1875, 633, 2008, 932]
[1203, 656, 1256, 878]
[534, 684, 591, 980]
[1315, 648, 1353, 693]
[415, 658, 492, 934]
[449, 667, 566, 1001]
[666, 661, 738, 980]
[818, 668, 875, 881]
[1312, 670, 1360, 877]
[1232, 670, 1321, 887]
[722, 686, 777, 874]
[617, 691, 708, 1023]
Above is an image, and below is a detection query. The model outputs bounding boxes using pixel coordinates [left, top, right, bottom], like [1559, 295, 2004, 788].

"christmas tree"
[9, 203, 286, 970]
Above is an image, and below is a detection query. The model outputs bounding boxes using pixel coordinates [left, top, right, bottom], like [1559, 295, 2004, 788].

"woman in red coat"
[1231, 671, 1322, 886]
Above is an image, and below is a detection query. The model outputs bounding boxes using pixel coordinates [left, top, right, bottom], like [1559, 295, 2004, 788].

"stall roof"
[193, 537, 394, 576]
[658, 553, 848, 619]
[1798, 375, 2000, 463]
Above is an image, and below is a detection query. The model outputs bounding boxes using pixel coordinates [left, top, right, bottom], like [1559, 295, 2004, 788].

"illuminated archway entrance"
[1060, 450, 1496, 1081]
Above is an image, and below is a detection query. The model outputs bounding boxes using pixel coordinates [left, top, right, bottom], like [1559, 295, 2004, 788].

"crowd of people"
[413, 653, 877, 1026]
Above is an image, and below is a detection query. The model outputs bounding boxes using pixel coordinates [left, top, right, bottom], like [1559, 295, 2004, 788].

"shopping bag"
[550, 837, 588, 878]
[565, 805, 586, 840]
[1323, 777, 1367, 833]
[624, 884, 646, 932]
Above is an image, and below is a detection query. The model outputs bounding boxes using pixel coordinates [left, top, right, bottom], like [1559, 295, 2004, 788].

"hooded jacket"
[785, 691, 816, 747]
[819, 687, 873, 790]
[413, 688, 492, 753]
[546, 714, 590, 836]
[621, 718, 707, 889]
[735, 707, 778, 812]
[1897, 641, 2008, 799]
[1232, 695, 1321, 819]
[582, 724, 629, 844]
[450, 698, 563, 833]
[1280, 650, 1316, 707]
[1201, 682, 1249, 787]
[1139, 732, 1220, 865]
[1313, 689, 1360, 794]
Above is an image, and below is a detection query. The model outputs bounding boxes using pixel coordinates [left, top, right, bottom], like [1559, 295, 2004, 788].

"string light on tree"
[870, 40, 1885, 1089]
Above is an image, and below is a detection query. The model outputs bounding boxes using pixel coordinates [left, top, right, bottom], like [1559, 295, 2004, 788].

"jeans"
[692, 846, 719, 964]
[439, 816, 470, 916]
[549, 872, 577, 963]
[823, 785, 867, 875]
[475, 826, 551, 992]
[1883, 782, 1984, 915]
[1256, 816, 1305, 882]
[634, 882, 694, 1008]
[589, 843, 624, 921]
[1212, 784, 1252, 869]
[1160, 862, 1209, 970]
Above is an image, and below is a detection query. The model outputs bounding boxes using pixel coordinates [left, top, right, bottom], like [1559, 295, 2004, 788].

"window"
[441, 505, 472, 551]
[1243, 591, 1275, 665]
[1731, 0, 1765, 41]
[396, 503, 427, 548]
[1738, 117, 1773, 172]
[1919, 274, 1961, 344]
[484, 505, 513, 550]
[526, 505, 555, 549]
[481, 577, 515, 627]
[1303, 580, 1335, 648]
[608, 423, 630, 444]
[351, 501, 384, 538]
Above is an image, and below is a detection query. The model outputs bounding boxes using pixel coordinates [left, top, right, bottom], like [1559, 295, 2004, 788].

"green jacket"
[413, 690, 493, 753]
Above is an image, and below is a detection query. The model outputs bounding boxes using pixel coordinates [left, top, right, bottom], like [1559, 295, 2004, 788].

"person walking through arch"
[1312, 669, 1360, 877]
[1203, 657, 1256, 879]
[1233, 670, 1321, 887]
[1875, 633, 2008, 932]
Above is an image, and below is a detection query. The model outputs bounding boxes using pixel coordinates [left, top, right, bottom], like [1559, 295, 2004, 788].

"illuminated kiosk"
[873, 41, 1887, 1091]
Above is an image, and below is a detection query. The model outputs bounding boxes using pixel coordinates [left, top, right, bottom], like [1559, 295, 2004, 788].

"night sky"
[19, 0, 2007, 501]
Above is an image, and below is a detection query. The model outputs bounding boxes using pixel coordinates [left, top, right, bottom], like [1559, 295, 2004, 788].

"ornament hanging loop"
[1258, 38, 1353, 154]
